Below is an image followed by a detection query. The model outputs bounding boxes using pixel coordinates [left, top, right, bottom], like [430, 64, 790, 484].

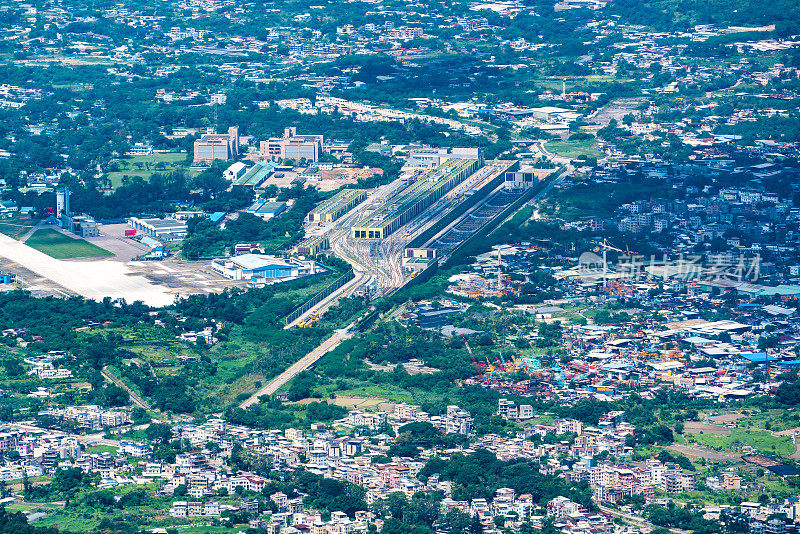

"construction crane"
[522, 357, 542, 372]
[461, 334, 486, 377]
[496, 245, 509, 293]
[593, 239, 623, 280]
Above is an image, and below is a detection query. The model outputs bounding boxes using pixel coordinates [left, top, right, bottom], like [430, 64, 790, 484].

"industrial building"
[139, 236, 166, 259]
[234, 161, 276, 187]
[128, 217, 188, 241]
[293, 234, 330, 256]
[56, 188, 100, 237]
[260, 127, 323, 162]
[246, 200, 286, 220]
[504, 167, 554, 190]
[402, 248, 437, 271]
[350, 157, 480, 240]
[308, 189, 367, 223]
[223, 162, 247, 181]
[322, 139, 353, 160]
[61, 215, 100, 237]
[211, 254, 325, 283]
[193, 126, 240, 163]
[406, 147, 484, 168]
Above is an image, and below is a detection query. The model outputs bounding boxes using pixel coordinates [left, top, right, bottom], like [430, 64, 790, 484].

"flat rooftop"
[354, 158, 475, 231]
[137, 218, 187, 229]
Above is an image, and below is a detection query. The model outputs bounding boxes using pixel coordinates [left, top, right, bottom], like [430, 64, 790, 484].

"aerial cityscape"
[1, 0, 800, 533]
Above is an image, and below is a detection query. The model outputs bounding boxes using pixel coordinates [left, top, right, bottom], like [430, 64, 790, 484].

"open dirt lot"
[585, 97, 646, 133]
[310, 168, 383, 192]
[707, 412, 746, 424]
[0, 255, 77, 298]
[667, 443, 741, 462]
[331, 395, 395, 413]
[127, 260, 248, 295]
[684, 421, 733, 435]
[367, 360, 440, 375]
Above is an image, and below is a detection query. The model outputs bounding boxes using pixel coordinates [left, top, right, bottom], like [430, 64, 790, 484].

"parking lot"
[83, 223, 151, 261]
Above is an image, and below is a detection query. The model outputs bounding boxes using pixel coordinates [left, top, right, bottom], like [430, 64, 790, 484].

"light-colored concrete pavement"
[284, 272, 367, 329]
[0, 231, 175, 306]
[240, 329, 353, 408]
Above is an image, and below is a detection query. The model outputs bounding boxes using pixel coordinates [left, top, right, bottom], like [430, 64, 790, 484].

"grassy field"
[25, 229, 113, 259]
[85, 445, 118, 454]
[738, 408, 800, 432]
[106, 152, 190, 189]
[33, 511, 101, 532]
[545, 139, 605, 159]
[0, 214, 36, 240]
[688, 428, 795, 457]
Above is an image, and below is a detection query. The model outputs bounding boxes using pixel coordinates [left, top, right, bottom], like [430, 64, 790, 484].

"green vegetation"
[26, 478, 179, 533]
[644, 502, 718, 534]
[105, 152, 191, 189]
[421, 449, 594, 505]
[181, 190, 318, 258]
[84, 445, 118, 455]
[0, 213, 36, 240]
[25, 229, 112, 259]
[541, 178, 672, 219]
[544, 139, 604, 159]
[0, 265, 365, 420]
[0, 508, 58, 534]
[687, 428, 795, 457]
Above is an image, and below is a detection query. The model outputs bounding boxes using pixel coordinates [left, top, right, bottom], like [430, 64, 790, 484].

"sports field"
[25, 229, 113, 259]
[106, 152, 191, 188]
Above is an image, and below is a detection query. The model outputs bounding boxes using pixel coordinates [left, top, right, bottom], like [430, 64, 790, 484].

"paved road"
[20, 221, 45, 242]
[240, 329, 353, 409]
[101, 366, 153, 411]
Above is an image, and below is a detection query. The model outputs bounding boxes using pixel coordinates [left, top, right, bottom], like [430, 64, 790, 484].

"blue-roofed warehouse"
[211, 254, 325, 283]
[739, 352, 771, 363]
